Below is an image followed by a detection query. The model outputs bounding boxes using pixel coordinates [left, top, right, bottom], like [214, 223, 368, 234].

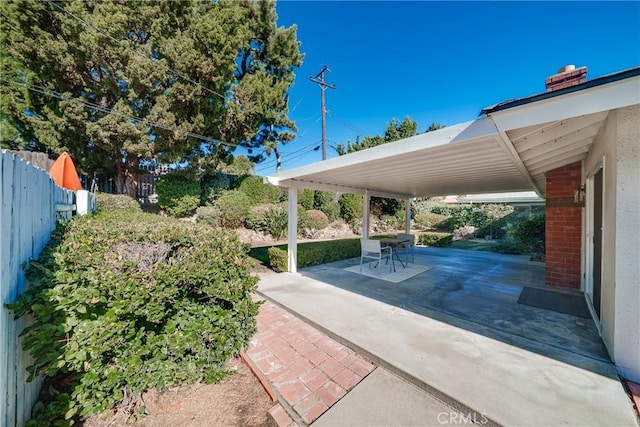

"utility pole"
[310, 66, 335, 160]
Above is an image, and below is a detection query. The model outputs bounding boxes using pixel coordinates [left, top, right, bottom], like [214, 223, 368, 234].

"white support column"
[362, 190, 370, 239]
[405, 198, 412, 233]
[287, 186, 298, 273]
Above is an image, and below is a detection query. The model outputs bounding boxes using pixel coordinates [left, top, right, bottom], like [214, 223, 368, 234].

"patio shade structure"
[263, 66, 640, 385]
[263, 67, 639, 273]
[49, 152, 82, 191]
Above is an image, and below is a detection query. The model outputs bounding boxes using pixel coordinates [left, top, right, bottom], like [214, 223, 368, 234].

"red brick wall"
[545, 162, 582, 288]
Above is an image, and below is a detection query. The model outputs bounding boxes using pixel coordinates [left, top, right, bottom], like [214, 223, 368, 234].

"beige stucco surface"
[585, 104, 640, 382]
[613, 104, 640, 382]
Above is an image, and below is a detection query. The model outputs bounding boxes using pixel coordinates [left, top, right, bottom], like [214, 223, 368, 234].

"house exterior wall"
[545, 162, 583, 289]
[613, 105, 640, 382]
[585, 110, 617, 355]
[584, 104, 640, 382]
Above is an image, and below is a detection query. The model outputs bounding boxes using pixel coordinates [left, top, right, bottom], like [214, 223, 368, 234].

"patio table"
[379, 237, 412, 269]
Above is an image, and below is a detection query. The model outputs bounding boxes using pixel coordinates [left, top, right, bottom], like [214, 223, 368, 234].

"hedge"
[263, 238, 362, 271]
[8, 211, 259, 424]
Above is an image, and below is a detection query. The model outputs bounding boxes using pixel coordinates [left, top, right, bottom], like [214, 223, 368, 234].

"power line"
[2, 78, 240, 148]
[44, 0, 230, 103]
[254, 140, 321, 173]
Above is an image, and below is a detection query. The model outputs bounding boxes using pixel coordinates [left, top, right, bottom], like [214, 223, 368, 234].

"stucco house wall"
[585, 104, 640, 382]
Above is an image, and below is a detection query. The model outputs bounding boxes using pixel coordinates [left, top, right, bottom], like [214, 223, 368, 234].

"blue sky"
[251, 1, 640, 176]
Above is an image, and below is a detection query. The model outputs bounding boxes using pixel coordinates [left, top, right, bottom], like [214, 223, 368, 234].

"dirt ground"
[82, 357, 277, 427]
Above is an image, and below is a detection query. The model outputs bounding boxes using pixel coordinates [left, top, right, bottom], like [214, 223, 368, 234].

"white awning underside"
[265, 75, 638, 200]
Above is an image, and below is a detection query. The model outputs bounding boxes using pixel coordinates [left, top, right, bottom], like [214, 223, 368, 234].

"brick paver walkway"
[245, 298, 376, 426]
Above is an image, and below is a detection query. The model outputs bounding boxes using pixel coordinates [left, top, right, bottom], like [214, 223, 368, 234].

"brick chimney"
[545, 65, 588, 92]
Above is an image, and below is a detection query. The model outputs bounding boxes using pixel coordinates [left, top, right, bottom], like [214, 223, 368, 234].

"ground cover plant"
[9, 209, 260, 425]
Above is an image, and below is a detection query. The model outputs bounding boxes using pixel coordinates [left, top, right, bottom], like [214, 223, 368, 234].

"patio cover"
[264, 68, 640, 272]
[265, 68, 639, 200]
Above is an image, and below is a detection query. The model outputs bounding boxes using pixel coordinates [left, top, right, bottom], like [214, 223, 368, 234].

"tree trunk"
[114, 158, 139, 198]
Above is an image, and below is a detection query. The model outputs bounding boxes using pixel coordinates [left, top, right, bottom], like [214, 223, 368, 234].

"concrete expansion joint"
[256, 291, 500, 427]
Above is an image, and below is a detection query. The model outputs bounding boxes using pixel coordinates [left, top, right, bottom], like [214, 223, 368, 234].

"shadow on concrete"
[298, 246, 614, 378]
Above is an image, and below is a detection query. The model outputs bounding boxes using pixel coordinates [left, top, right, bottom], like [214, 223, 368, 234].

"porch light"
[574, 185, 586, 203]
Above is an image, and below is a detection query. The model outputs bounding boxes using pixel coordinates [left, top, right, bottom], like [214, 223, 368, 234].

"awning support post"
[288, 186, 298, 273]
[362, 190, 370, 239]
[405, 198, 412, 233]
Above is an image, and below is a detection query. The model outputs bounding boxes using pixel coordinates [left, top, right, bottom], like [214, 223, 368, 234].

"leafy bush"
[215, 190, 251, 228]
[414, 213, 449, 229]
[96, 193, 142, 214]
[8, 211, 260, 424]
[298, 189, 314, 210]
[370, 197, 402, 217]
[259, 238, 362, 271]
[322, 201, 340, 223]
[394, 209, 406, 228]
[298, 239, 361, 267]
[417, 232, 453, 247]
[512, 214, 545, 254]
[196, 205, 221, 227]
[339, 193, 363, 225]
[201, 172, 233, 205]
[313, 190, 335, 211]
[236, 175, 281, 206]
[268, 247, 288, 272]
[156, 175, 201, 217]
[488, 239, 526, 255]
[245, 204, 275, 231]
[264, 205, 288, 240]
[304, 209, 329, 230]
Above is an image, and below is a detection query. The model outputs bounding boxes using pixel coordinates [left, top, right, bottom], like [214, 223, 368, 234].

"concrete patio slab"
[314, 368, 467, 427]
[258, 257, 638, 426]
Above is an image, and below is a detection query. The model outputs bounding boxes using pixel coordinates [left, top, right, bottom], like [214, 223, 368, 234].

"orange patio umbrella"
[49, 152, 83, 191]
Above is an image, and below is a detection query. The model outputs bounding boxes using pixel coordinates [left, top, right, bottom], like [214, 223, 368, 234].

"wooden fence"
[0, 150, 77, 426]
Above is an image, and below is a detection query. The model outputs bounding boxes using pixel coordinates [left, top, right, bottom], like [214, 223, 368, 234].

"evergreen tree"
[0, 0, 302, 195]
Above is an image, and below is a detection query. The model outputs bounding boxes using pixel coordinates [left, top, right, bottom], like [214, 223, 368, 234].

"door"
[592, 168, 603, 319]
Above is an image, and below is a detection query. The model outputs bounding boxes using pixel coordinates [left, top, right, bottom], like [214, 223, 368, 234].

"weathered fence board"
[0, 150, 76, 426]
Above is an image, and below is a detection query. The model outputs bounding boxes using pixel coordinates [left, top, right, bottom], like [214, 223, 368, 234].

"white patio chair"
[360, 238, 393, 274]
[396, 233, 415, 265]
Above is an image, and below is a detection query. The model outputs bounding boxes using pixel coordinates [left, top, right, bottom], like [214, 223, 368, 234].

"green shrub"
[215, 190, 251, 228]
[201, 173, 233, 205]
[298, 189, 314, 210]
[268, 247, 287, 272]
[245, 204, 275, 231]
[258, 238, 362, 272]
[322, 201, 340, 223]
[264, 205, 288, 240]
[8, 212, 259, 424]
[417, 232, 453, 247]
[313, 190, 335, 211]
[414, 213, 449, 229]
[156, 175, 200, 217]
[339, 193, 363, 225]
[298, 239, 361, 267]
[196, 205, 221, 227]
[489, 239, 526, 254]
[96, 193, 142, 214]
[237, 175, 281, 206]
[394, 209, 406, 228]
[371, 197, 402, 217]
[304, 209, 329, 230]
[512, 214, 545, 254]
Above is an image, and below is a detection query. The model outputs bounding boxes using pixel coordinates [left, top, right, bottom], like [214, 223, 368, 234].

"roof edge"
[480, 67, 640, 115]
